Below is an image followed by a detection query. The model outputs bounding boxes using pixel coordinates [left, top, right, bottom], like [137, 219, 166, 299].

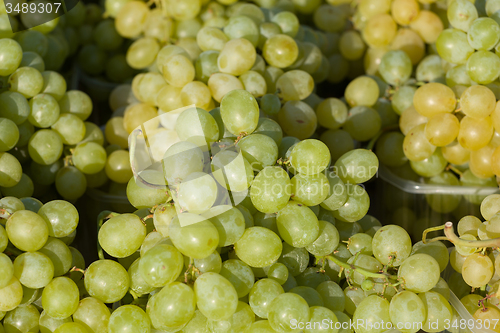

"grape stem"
[97, 211, 121, 260]
[425, 222, 500, 248]
[422, 225, 448, 244]
[69, 266, 85, 276]
[324, 255, 398, 282]
[4, 245, 23, 257]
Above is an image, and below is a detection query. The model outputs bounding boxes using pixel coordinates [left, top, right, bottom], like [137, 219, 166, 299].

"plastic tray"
[367, 165, 499, 241]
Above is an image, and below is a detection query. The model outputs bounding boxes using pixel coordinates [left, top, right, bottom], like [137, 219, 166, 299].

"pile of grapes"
[4, 0, 500, 331]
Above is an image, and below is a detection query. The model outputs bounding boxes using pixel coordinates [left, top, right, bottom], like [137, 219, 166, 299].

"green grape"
[289, 286, 324, 307]
[270, 11, 299, 37]
[139, 243, 183, 287]
[448, 0, 478, 32]
[194, 272, 238, 320]
[109, 305, 151, 333]
[68, 246, 85, 282]
[238, 134, 278, 171]
[162, 141, 204, 185]
[0, 118, 18, 151]
[40, 71, 66, 101]
[457, 215, 482, 237]
[372, 225, 412, 266]
[316, 98, 348, 130]
[289, 139, 330, 176]
[84, 259, 130, 303]
[253, 118, 283, 146]
[38, 200, 78, 238]
[391, 86, 416, 116]
[73, 297, 110, 333]
[0, 276, 23, 311]
[39, 237, 72, 277]
[305, 306, 338, 333]
[460, 294, 483, 315]
[468, 18, 500, 51]
[0, 172, 33, 198]
[42, 277, 79, 319]
[3, 304, 40, 333]
[27, 93, 60, 128]
[104, 150, 132, 184]
[20, 51, 45, 72]
[344, 76, 379, 107]
[316, 281, 344, 312]
[72, 142, 107, 175]
[55, 166, 87, 201]
[267, 262, 289, 285]
[13, 251, 53, 289]
[207, 206, 245, 247]
[410, 240, 449, 272]
[260, 94, 281, 116]
[51, 114, 86, 145]
[168, 213, 219, 259]
[126, 177, 169, 210]
[128, 258, 155, 297]
[268, 293, 310, 332]
[278, 243, 309, 277]
[290, 173, 329, 206]
[344, 105, 382, 142]
[481, 194, 500, 220]
[262, 34, 299, 69]
[332, 184, 370, 223]
[194, 50, 219, 84]
[58, 91, 92, 121]
[294, 266, 330, 289]
[334, 149, 378, 184]
[0, 39, 22, 76]
[250, 166, 291, 213]
[147, 282, 196, 331]
[99, 213, 146, 258]
[39, 310, 72, 333]
[196, 26, 228, 52]
[152, 203, 176, 238]
[419, 291, 453, 332]
[80, 122, 104, 146]
[431, 277, 450, 300]
[249, 278, 284, 318]
[276, 69, 314, 101]
[234, 227, 283, 268]
[140, 232, 164, 258]
[220, 89, 259, 136]
[16, 121, 34, 147]
[0, 92, 30, 125]
[467, 50, 500, 84]
[320, 172, 347, 211]
[253, 211, 278, 233]
[398, 254, 441, 292]
[0, 253, 13, 289]
[223, 15, 259, 47]
[8, 66, 44, 98]
[175, 107, 219, 148]
[190, 250, 222, 274]
[378, 50, 412, 86]
[305, 221, 339, 257]
[217, 38, 256, 76]
[28, 129, 63, 165]
[410, 148, 447, 177]
[276, 200, 319, 248]
[54, 322, 89, 333]
[389, 291, 426, 333]
[179, 310, 207, 333]
[0, 225, 7, 253]
[375, 132, 407, 168]
[6, 210, 48, 252]
[219, 259, 255, 298]
[277, 101, 317, 140]
[352, 295, 390, 333]
[348, 233, 372, 256]
[462, 253, 494, 288]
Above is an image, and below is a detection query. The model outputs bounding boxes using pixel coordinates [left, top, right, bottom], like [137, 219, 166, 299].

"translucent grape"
[462, 253, 494, 288]
[234, 227, 282, 268]
[84, 260, 130, 303]
[276, 200, 319, 248]
[108, 305, 151, 333]
[220, 89, 259, 136]
[194, 272, 238, 321]
[168, 214, 219, 259]
[99, 213, 146, 258]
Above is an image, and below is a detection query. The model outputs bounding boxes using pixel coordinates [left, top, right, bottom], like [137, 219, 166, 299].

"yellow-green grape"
[6, 210, 48, 252]
[448, 0, 478, 32]
[399, 105, 428, 136]
[165, 0, 200, 20]
[3, 304, 39, 333]
[352, 295, 391, 333]
[277, 201, 319, 247]
[344, 76, 379, 107]
[51, 114, 86, 145]
[424, 171, 461, 213]
[147, 282, 196, 331]
[0, 91, 30, 125]
[372, 224, 412, 266]
[277, 101, 316, 141]
[180, 81, 212, 109]
[259, 22, 282, 50]
[156, 45, 190, 75]
[320, 129, 354, 163]
[457, 215, 482, 237]
[93, 19, 123, 51]
[126, 176, 169, 209]
[332, 184, 370, 223]
[460, 85, 496, 119]
[248, 279, 285, 319]
[138, 243, 183, 288]
[377, 50, 412, 86]
[239, 70, 267, 98]
[156, 85, 183, 112]
[132, 72, 166, 106]
[0, 254, 13, 290]
[305, 220, 340, 257]
[59, 90, 92, 121]
[458, 115, 494, 150]
[276, 69, 314, 101]
[238, 133, 278, 171]
[391, 0, 420, 25]
[53, 322, 89, 333]
[108, 305, 151, 333]
[26, 129, 62, 166]
[375, 132, 407, 167]
[437, 31, 475, 67]
[42, 277, 79, 319]
[250, 166, 291, 213]
[0, 118, 18, 151]
[398, 254, 441, 292]
[467, 50, 500, 84]
[196, 26, 228, 52]
[261, 34, 298, 69]
[72, 297, 110, 333]
[144, 9, 173, 43]
[462, 253, 494, 288]
[55, 166, 87, 201]
[0, 39, 22, 77]
[168, 214, 219, 259]
[481, 194, 500, 220]
[343, 106, 381, 142]
[105, 150, 132, 184]
[289, 139, 330, 176]
[20, 51, 45, 72]
[175, 18, 202, 39]
[403, 123, 436, 161]
[389, 291, 425, 333]
[195, 50, 219, 84]
[9, 66, 44, 99]
[424, 113, 459, 147]
[315, 98, 347, 129]
[72, 142, 107, 175]
[460, 294, 483, 316]
[220, 89, 259, 135]
[99, 214, 146, 258]
[207, 205, 245, 247]
[413, 83, 456, 118]
[290, 173, 330, 206]
[194, 272, 238, 320]
[470, 143, 496, 178]
[408, 10, 443, 44]
[104, 117, 128, 149]
[468, 18, 500, 51]
[208, 73, 244, 103]
[223, 15, 259, 47]
[175, 108, 219, 148]
[176, 172, 217, 214]
[334, 149, 378, 183]
[410, 148, 447, 177]
[217, 38, 256, 76]
[162, 54, 195, 88]
[362, 13, 397, 48]
[419, 291, 453, 332]
[219, 259, 255, 298]
[115, 1, 148, 38]
[84, 259, 129, 303]
[235, 227, 282, 268]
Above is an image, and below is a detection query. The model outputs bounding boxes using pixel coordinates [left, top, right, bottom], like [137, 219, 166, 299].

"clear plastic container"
[367, 165, 499, 241]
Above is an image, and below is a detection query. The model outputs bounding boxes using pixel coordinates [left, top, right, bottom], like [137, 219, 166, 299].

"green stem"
[97, 211, 120, 260]
[5, 245, 23, 257]
[325, 255, 398, 281]
[444, 222, 500, 248]
[422, 225, 447, 244]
